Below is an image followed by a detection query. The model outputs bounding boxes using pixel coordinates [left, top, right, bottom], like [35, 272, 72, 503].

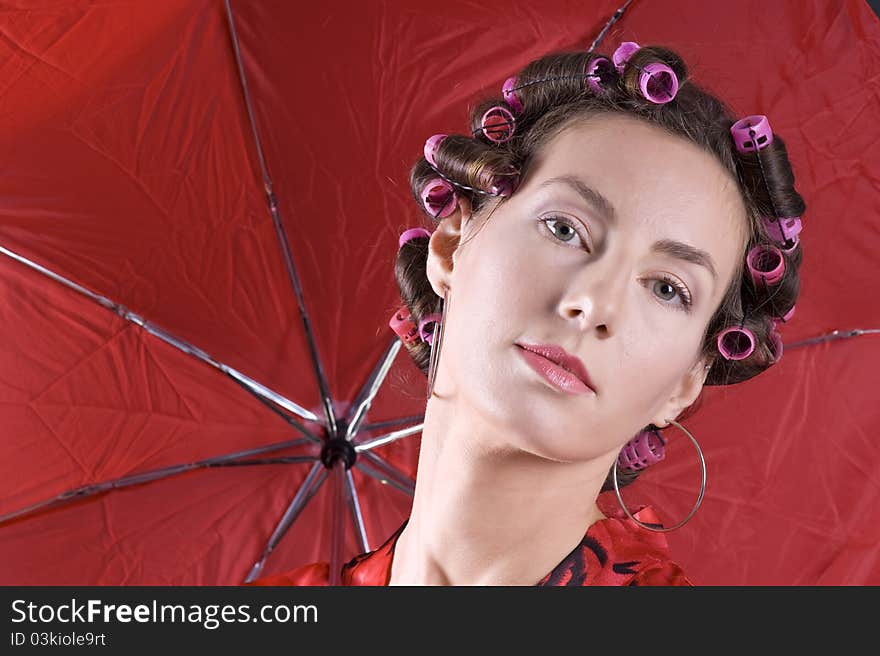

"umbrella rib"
[355, 422, 423, 452]
[358, 414, 425, 434]
[0, 437, 317, 526]
[329, 461, 347, 585]
[344, 467, 370, 553]
[355, 450, 415, 496]
[208, 455, 317, 467]
[359, 451, 416, 488]
[244, 460, 328, 583]
[344, 337, 402, 441]
[354, 462, 414, 497]
[223, 0, 338, 440]
[785, 327, 880, 349]
[587, 0, 635, 55]
[225, 374, 321, 445]
[0, 244, 322, 431]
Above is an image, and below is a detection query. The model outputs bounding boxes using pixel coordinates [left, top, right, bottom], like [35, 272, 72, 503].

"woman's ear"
[650, 357, 710, 429]
[425, 195, 473, 297]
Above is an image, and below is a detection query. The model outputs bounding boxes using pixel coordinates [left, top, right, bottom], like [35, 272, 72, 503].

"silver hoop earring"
[612, 418, 707, 532]
[426, 288, 448, 399]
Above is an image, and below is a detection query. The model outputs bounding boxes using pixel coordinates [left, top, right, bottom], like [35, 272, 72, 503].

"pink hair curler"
[424, 134, 448, 168]
[418, 312, 442, 345]
[762, 215, 802, 245]
[421, 178, 458, 219]
[389, 305, 420, 345]
[585, 56, 613, 93]
[501, 76, 523, 114]
[612, 41, 641, 73]
[717, 325, 756, 360]
[747, 244, 785, 287]
[398, 227, 431, 249]
[480, 105, 516, 143]
[639, 62, 679, 104]
[781, 234, 800, 255]
[489, 172, 520, 197]
[617, 426, 666, 473]
[730, 115, 774, 154]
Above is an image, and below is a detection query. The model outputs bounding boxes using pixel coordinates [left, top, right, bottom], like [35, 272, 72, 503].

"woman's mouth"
[516, 345, 595, 396]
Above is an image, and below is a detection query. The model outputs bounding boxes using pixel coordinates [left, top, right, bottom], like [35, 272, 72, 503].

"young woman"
[249, 40, 805, 586]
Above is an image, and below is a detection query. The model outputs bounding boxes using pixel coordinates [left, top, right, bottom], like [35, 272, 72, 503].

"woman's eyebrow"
[537, 175, 617, 224]
[652, 238, 718, 283]
[537, 175, 718, 285]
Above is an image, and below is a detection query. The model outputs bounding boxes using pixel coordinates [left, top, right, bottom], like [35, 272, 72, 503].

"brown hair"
[395, 45, 805, 490]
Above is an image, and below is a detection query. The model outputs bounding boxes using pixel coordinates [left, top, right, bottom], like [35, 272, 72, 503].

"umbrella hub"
[320, 436, 357, 470]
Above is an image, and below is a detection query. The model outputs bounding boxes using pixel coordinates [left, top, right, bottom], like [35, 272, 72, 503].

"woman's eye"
[538, 215, 693, 314]
[539, 215, 590, 251]
[650, 275, 693, 313]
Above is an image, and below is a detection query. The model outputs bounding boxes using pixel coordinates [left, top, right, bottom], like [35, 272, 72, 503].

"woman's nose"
[559, 260, 628, 336]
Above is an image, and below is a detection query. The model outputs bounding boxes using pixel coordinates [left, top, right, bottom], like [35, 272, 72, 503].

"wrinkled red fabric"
[247, 505, 692, 586]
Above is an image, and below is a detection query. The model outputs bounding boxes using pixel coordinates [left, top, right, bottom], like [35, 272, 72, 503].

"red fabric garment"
[247, 505, 693, 586]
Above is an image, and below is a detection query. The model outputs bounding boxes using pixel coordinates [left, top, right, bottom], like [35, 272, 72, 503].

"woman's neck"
[387, 390, 611, 586]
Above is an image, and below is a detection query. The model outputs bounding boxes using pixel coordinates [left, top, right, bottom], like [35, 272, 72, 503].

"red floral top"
[247, 505, 693, 586]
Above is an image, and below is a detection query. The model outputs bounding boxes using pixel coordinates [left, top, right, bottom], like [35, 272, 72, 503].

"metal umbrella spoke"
[359, 450, 416, 488]
[244, 460, 328, 583]
[355, 450, 416, 496]
[225, 374, 322, 445]
[224, 0, 338, 440]
[329, 461, 347, 585]
[0, 437, 318, 526]
[785, 327, 880, 350]
[355, 461, 415, 497]
[358, 414, 424, 435]
[355, 422, 423, 452]
[344, 467, 369, 553]
[0, 245, 322, 430]
[344, 337, 401, 441]
[208, 455, 317, 467]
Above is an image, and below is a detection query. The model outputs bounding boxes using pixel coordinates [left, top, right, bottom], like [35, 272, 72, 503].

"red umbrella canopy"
[1, 0, 878, 585]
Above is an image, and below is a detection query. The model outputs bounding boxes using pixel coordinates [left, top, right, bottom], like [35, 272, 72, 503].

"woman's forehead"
[529, 115, 745, 230]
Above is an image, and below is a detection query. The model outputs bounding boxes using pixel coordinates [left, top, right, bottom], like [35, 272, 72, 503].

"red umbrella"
[1, 0, 878, 585]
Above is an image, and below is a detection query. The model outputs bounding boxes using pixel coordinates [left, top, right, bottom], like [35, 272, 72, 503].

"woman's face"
[429, 112, 748, 463]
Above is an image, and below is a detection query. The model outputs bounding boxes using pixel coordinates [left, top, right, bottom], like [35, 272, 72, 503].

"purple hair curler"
[717, 325, 756, 360]
[420, 178, 457, 219]
[398, 227, 432, 249]
[763, 215, 802, 245]
[502, 76, 523, 114]
[781, 235, 800, 255]
[418, 312, 442, 345]
[639, 62, 679, 104]
[424, 134, 448, 168]
[480, 105, 516, 143]
[730, 115, 774, 154]
[612, 41, 641, 73]
[617, 426, 666, 473]
[747, 244, 785, 287]
[585, 56, 613, 93]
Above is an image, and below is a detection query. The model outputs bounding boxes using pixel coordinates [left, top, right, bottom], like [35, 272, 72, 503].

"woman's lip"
[516, 345, 595, 396]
